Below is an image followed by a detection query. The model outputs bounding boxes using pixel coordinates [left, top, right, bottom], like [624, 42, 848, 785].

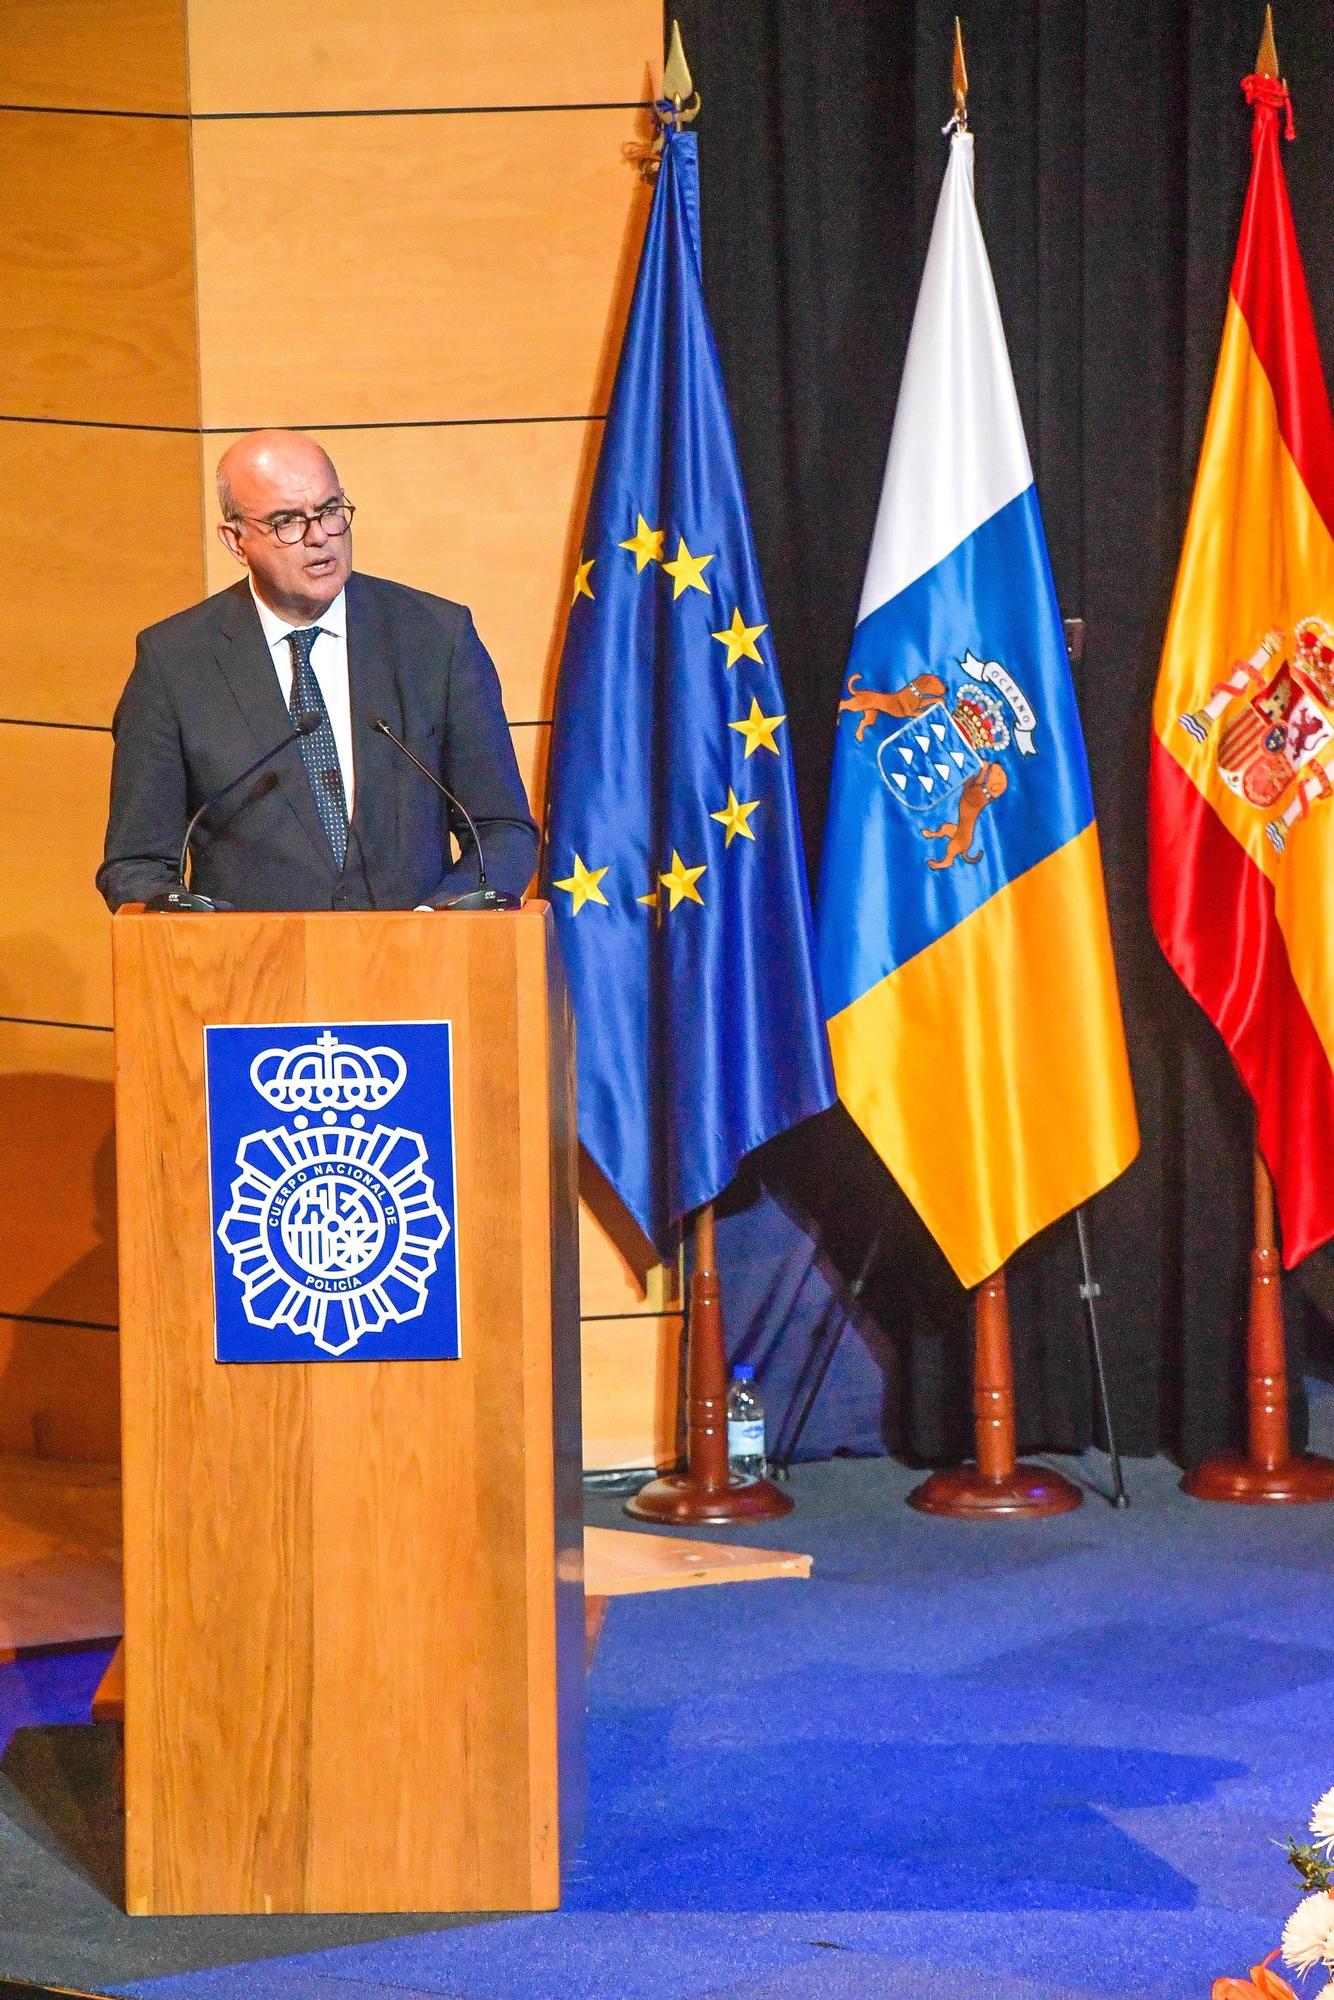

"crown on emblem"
[951, 681, 1011, 756]
[1295, 616, 1334, 706]
[249, 1030, 407, 1114]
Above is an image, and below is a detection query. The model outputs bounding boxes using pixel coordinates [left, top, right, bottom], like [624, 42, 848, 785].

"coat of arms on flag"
[841, 650, 1038, 870]
[1178, 617, 1334, 852]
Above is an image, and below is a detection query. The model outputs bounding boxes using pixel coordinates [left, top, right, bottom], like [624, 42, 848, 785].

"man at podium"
[97, 428, 538, 914]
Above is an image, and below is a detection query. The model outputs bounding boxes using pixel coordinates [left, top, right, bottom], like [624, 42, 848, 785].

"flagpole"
[626, 1202, 795, 1523]
[907, 1264, 1084, 1517]
[904, 23, 1086, 1522]
[1182, 1146, 1334, 1502]
[1163, 9, 1334, 1506]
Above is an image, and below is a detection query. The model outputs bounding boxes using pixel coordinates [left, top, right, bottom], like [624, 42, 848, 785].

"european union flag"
[541, 126, 834, 1255]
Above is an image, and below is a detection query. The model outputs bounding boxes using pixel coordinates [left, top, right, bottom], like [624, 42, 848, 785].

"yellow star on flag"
[711, 608, 767, 669]
[618, 514, 665, 573]
[636, 887, 660, 908]
[571, 555, 595, 606]
[729, 697, 787, 758]
[553, 853, 609, 914]
[711, 789, 762, 846]
[659, 850, 707, 909]
[661, 536, 714, 599]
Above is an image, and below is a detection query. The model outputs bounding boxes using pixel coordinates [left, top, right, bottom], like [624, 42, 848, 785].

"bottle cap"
[732, 1364, 755, 1381]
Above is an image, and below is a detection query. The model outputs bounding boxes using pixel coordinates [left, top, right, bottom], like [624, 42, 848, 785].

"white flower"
[1315, 1983, 1334, 2000]
[1281, 1892, 1334, 1974]
[1311, 1787, 1334, 1848]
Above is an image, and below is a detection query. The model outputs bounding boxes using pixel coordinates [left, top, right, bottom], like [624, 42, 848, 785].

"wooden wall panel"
[0, 1318, 119, 1460]
[192, 110, 651, 427]
[580, 1316, 682, 1472]
[0, 1023, 115, 1327]
[578, 1156, 680, 1316]
[0, 113, 197, 428]
[0, 1, 189, 114]
[579, 1199, 650, 1316]
[203, 421, 599, 722]
[0, 726, 112, 1028]
[0, 1, 669, 1477]
[0, 425, 204, 727]
[187, 0, 659, 114]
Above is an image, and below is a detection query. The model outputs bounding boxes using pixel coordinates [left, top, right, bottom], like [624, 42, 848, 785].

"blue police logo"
[206, 1022, 460, 1363]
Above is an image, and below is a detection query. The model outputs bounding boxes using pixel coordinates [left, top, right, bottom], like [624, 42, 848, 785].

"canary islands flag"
[542, 126, 835, 1255]
[817, 129, 1138, 1290]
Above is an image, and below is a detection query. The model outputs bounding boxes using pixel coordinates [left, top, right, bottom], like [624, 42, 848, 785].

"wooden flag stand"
[1183, 1151, 1334, 1503]
[626, 1205, 794, 1525]
[907, 1266, 1084, 1518]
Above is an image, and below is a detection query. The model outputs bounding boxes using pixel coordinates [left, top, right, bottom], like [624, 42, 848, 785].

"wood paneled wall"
[0, 0, 678, 1473]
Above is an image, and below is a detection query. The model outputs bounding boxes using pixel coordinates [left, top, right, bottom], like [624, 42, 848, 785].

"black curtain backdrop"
[670, 0, 1334, 1465]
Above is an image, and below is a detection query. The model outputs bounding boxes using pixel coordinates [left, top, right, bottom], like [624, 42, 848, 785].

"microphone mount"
[147, 711, 322, 913]
[369, 716, 520, 911]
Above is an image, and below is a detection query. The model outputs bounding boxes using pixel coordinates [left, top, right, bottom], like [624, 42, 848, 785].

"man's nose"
[302, 514, 329, 546]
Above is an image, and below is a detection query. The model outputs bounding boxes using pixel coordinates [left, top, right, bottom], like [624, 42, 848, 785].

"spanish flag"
[1149, 51, 1334, 1269]
[816, 127, 1138, 1290]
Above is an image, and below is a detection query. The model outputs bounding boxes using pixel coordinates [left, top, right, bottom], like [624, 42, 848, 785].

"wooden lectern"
[111, 904, 583, 1916]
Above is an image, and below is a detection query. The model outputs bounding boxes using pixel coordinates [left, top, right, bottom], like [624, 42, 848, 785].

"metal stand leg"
[771, 1229, 884, 1475]
[1074, 1205, 1127, 1508]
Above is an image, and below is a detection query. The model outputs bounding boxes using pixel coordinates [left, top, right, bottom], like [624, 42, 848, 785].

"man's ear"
[217, 520, 247, 567]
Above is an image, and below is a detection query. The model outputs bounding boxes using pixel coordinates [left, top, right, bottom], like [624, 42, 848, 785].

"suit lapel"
[214, 579, 334, 873]
[346, 573, 400, 870]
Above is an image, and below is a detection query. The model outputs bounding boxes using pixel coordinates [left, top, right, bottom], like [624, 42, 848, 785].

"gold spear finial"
[634, 16, 699, 175]
[952, 17, 969, 129]
[1254, 4, 1279, 78]
[663, 19, 697, 115]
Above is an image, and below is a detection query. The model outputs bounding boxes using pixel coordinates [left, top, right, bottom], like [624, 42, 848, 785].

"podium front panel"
[113, 905, 582, 1915]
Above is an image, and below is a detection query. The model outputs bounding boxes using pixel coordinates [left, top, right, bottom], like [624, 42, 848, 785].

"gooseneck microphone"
[146, 712, 323, 913]
[369, 715, 520, 912]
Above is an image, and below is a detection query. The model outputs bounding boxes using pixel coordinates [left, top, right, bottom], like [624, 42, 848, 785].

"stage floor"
[3, 1420, 1333, 1999]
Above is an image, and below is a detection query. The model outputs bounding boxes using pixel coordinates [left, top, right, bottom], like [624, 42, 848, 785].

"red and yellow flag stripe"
[1149, 73, 1334, 1266]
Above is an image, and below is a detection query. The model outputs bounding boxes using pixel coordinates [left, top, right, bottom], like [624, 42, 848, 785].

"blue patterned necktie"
[286, 626, 348, 869]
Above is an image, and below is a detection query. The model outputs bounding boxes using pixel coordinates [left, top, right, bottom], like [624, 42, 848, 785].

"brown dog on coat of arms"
[837, 672, 947, 741]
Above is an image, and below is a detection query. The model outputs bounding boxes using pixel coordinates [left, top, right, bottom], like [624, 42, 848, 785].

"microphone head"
[295, 711, 322, 736]
[369, 714, 390, 734]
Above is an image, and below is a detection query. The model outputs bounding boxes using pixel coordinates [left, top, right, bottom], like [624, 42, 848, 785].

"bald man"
[98, 430, 538, 913]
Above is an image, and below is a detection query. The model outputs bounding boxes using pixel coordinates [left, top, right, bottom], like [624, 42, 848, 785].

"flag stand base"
[907, 1463, 1083, 1517]
[904, 1266, 1085, 1520]
[1183, 1150, 1334, 1506]
[1181, 1453, 1334, 1504]
[626, 1470, 794, 1524]
[624, 1201, 796, 1529]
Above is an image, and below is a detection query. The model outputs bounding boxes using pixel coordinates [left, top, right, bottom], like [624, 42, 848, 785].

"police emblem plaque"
[205, 1020, 460, 1363]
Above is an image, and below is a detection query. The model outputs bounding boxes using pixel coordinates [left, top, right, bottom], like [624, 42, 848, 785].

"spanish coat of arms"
[1178, 616, 1334, 854]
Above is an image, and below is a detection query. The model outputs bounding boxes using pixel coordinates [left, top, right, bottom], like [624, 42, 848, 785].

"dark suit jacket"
[98, 572, 539, 912]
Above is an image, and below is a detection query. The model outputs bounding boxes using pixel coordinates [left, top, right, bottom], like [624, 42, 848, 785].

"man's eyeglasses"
[230, 500, 356, 546]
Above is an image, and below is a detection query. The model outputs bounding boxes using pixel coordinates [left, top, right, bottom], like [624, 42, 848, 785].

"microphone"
[369, 715, 520, 912]
[146, 713, 323, 913]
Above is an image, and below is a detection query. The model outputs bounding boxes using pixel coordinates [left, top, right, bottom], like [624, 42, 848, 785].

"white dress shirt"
[249, 581, 356, 817]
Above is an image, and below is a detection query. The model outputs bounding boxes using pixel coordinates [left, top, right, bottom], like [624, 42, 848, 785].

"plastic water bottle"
[727, 1365, 767, 1480]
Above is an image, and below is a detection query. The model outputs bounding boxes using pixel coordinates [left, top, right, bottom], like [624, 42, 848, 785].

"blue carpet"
[13, 1419, 1334, 2000]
